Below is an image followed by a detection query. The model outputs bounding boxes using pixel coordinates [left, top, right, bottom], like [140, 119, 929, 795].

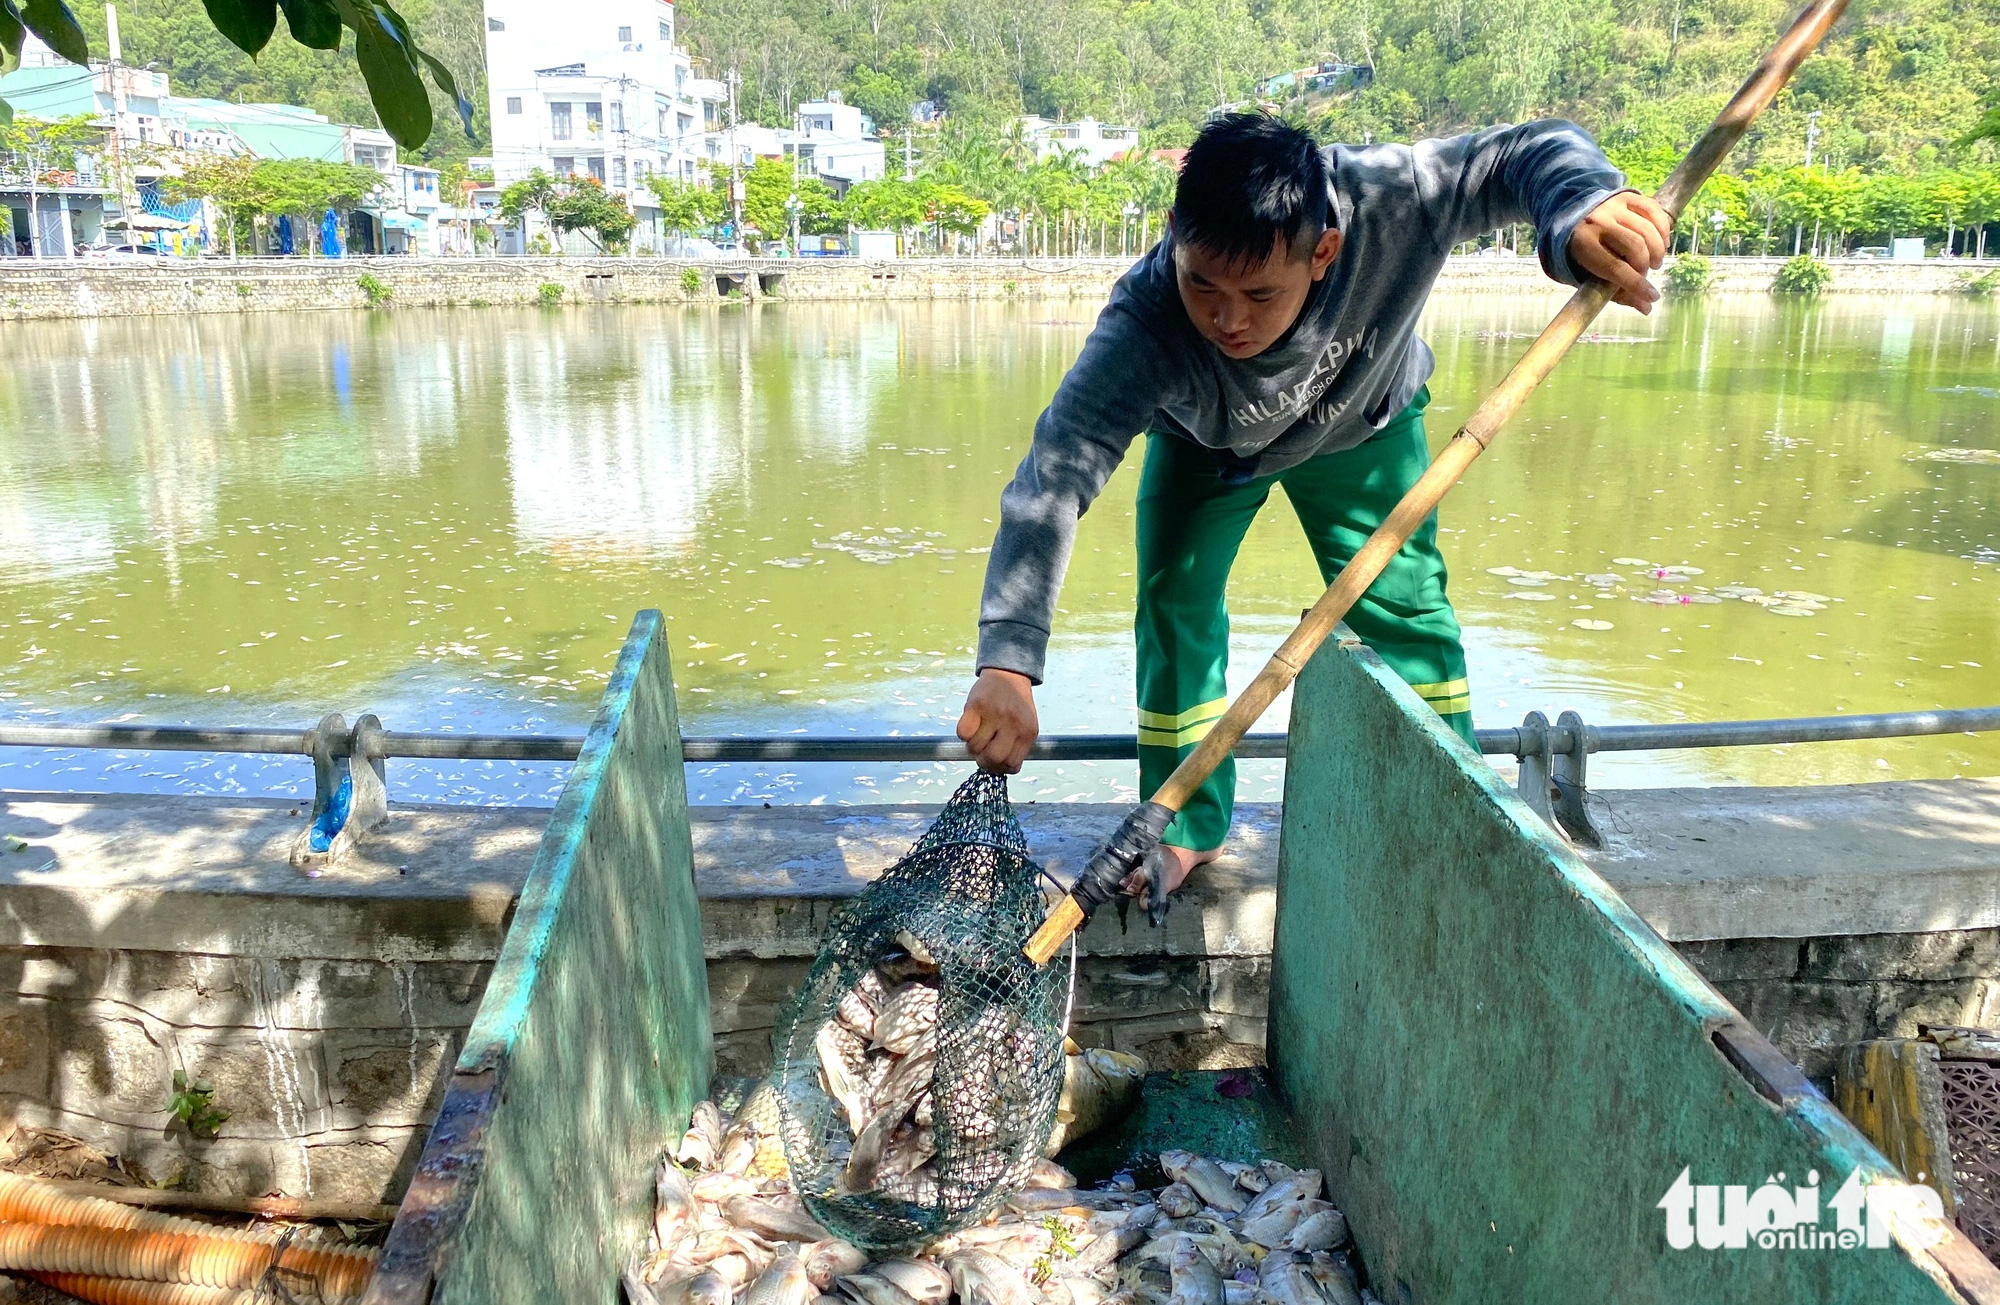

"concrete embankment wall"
[0, 254, 1992, 321]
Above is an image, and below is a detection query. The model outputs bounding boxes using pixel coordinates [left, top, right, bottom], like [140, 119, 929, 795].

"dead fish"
[1237, 1205, 1303, 1249]
[879, 1125, 937, 1181]
[1156, 1183, 1202, 1219]
[1303, 1254, 1360, 1305]
[803, 1240, 868, 1291]
[1028, 1159, 1078, 1189]
[1053, 1279, 1110, 1305]
[836, 987, 881, 1041]
[1216, 1161, 1267, 1195]
[682, 1272, 737, 1305]
[912, 1090, 934, 1128]
[946, 1250, 1042, 1305]
[1044, 1048, 1147, 1155]
[1160, 1152, 1246, 1214]
[838, 1275, 920, 1305]
[656, 1159, 696, 1249]
[1258, 1253, 1328, 1305]
[677, 1102, 726, 1171]
[626, 1268, 664, 1305]
[745, 1256, 817, 1305]
[683, 1229, 772, 1267]
[709, 1253, 763, 1289]
[1168, 1238, 1224, 1305]
[872, 983, 941, 1054]
[870, 1257, 953, 1304]
[693, 1172, 759, 1205]
[1282, 1210, 1347, 1253]
[727, 1195, 833, 1242]
[892, 930, 938, 968]
[1240, 1173, 1322, 1224]
[817, 1023, 870, 1131]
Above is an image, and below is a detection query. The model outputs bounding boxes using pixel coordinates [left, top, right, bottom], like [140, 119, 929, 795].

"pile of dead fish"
[813, 935, 946, 1202]
[630, 1092, 1371, 1305]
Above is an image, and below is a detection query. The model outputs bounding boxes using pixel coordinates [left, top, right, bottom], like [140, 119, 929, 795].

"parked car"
[78, 243, 166, 259]
[1849, 246, 1891, 260]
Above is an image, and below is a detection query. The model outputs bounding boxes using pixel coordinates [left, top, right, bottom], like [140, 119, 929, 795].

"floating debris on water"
[1610, 557, 1651, 567]
[1914, 448, 2000, 466]
[1503, 592, 1556, 601]
[1571, 619, 1614, 631]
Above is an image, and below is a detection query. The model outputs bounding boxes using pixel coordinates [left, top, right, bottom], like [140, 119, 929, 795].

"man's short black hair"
[1172, 113, 1331, 268]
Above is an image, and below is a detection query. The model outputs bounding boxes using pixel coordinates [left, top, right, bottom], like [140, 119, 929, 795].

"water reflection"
[0, 293, 1993, 805]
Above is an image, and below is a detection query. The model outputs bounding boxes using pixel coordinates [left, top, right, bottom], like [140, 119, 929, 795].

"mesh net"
[772, 771, 1069, 1251]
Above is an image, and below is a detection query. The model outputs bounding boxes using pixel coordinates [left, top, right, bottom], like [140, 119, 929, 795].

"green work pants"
[1135, 389, 1475, 852]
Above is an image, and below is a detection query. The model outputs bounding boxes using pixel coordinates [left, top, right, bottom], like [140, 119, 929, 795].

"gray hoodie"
[975, 120, 1629, 682]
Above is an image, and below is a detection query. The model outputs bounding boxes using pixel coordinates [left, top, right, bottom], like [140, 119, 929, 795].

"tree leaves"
[0, 0, 25, 73]
[333, 0, 432, 148]
[417, 48, 476, 139]
[19, 0, 86, 65]
[201, 0, 277, 55]
[276, 0, 342, 50]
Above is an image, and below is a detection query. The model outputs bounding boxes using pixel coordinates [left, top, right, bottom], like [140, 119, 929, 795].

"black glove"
[1068, 801, 1175, 922]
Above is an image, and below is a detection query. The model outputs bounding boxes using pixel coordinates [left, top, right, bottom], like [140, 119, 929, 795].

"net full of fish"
[769, 772, 1071, 1250]
[634, 1092, 1376, 1305]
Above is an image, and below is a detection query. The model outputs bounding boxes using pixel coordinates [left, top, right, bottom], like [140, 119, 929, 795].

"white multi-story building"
[1014, 116, 1140, 168]
[484, 0, 726, 251]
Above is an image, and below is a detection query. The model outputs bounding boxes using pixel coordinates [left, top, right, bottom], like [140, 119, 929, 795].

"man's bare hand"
[1568, 192, 1674, 314]
[957, 668, 1039, 774]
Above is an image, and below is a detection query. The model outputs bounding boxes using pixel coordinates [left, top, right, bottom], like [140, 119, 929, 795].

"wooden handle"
[1025, 896, 1085, 965]
[1024, 0, 1849, 965]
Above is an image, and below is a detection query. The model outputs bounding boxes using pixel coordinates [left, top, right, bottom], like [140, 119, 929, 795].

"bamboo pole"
[1026, 0, 1851, 967]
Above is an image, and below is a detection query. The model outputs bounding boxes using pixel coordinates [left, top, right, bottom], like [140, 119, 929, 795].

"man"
[958, 112, 1671, 901]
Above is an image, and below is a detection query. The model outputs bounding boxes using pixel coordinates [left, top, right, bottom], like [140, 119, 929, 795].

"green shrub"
[536, 282, 564, 307]
[1664, 253, 1712, 295]
[679, 267, 705, 296]
[1957, 269, 2000, 298]
[470, 297, 491, 308]
[235, 283, 253, 297]
[356, 273, 393, 306]
[1773, 254, 1833, 296]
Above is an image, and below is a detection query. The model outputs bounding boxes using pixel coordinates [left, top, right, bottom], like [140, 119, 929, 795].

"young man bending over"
[957, 112, 1671, 901]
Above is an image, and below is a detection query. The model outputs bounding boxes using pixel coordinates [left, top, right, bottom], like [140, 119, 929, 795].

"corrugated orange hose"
[28, 1271, 263, 1305]
[0, 1223, 372, 1298]
[0, 1173, 377, 1262]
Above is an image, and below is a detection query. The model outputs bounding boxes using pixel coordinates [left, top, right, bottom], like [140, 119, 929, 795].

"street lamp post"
[786, 194, 803, 258]
[1122, 201, 1138, 258]
[1711, 208, 1727, 258]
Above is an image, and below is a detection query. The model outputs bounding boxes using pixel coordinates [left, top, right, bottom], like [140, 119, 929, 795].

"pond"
[0, 290, 1995, 807]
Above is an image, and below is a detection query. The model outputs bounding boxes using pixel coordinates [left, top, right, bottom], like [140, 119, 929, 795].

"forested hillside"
[684, 0, 1999, 172]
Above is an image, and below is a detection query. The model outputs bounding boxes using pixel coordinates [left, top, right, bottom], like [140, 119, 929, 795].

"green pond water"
[0, 291, 1995, 807]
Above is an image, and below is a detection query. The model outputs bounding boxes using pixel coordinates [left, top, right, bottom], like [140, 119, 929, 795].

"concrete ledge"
[1582, 778, 2000, 942]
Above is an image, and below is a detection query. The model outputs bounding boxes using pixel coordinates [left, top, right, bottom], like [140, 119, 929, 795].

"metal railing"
[2, 704, 1996, 851]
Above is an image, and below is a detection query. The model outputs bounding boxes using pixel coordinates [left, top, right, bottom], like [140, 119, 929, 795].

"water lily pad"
[1643, 590, 1688, 605]
[1686, 593, 1723, 604]
[1768, 602, 1819, 616]
[1486, 565, 1523, 576]
[1503, 591, 1556, 601]
[1520, 570, 1564, 580]
[1775, 590, 1831, 603]
[1713, 585, 1763, 598]
[1583, 573, 1624, 588]
[1506, 576, 1549, 587]
[1611, 556, 1651, 567]
[1656, 565, 1704, 576]
[1571, 619, 1614, 630]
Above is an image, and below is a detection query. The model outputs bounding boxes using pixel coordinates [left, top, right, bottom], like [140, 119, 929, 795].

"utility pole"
[106, 4, 131, 247]
[726, 67, 742, 237]
[1794, 109, 1821, 256]
[902, 127, 912, 181]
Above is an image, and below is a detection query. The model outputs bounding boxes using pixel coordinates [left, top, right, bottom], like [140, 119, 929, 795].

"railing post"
[1515, 711, 1556, 824]
[1552, 709, 1601, 848]
[289, 712, 390, 873]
